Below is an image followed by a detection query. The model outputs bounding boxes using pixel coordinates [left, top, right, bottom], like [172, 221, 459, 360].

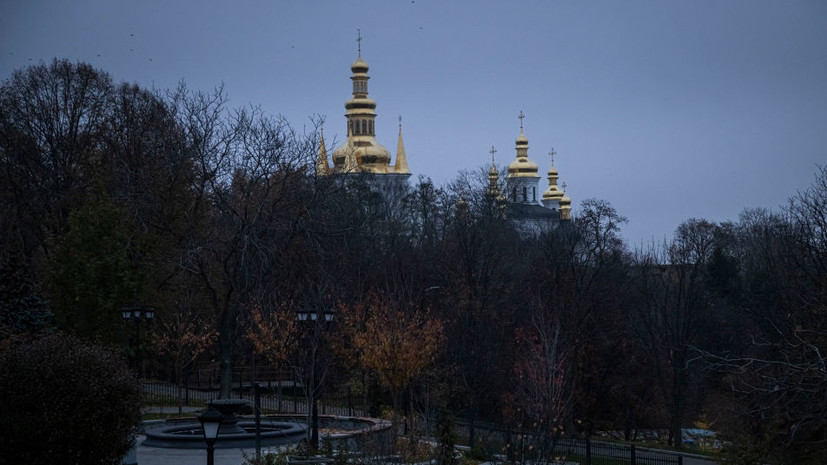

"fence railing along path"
[142, 380, 707, 465]
[142, 380, 366, 418]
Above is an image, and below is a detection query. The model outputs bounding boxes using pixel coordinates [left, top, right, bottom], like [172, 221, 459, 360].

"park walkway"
[139, 381, 720, 465]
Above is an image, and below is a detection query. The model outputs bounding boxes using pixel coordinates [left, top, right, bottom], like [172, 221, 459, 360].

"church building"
[316, 38, 410, 192]
[484, 111, 572, 232]
[316, 39, 572, 228]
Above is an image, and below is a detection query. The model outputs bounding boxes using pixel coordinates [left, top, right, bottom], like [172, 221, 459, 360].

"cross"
[549, 147, 556, 166]
[398, 115, 402, 129]
[357, 29, 362, 57]
[489, 145, 497, 165]
[561, 182, 567, 192]
[518, 110, 525, 130]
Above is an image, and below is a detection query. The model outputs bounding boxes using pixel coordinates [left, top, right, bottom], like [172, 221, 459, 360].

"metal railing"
[142, 379, 365, 418]
[142, 379, 685, 465]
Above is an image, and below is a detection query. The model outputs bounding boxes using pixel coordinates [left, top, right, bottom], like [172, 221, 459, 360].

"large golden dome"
[332, 137, 392, 173]
[507, 131, 539, 177]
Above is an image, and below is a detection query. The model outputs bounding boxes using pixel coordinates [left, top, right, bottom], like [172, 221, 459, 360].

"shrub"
[0, 332, 141, 465]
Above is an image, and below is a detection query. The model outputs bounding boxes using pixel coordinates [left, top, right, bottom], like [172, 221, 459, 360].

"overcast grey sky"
[2, 0, 825, 246]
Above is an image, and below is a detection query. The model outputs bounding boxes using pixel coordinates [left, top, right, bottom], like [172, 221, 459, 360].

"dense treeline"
[1, 60, 825, 464]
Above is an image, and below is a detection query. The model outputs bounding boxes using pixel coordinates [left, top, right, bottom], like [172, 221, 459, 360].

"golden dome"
[507, 112, 539, 179]
[332, 137, 392, 173]
[508, 157, 539, 177]
[543, 165, 562, 202]
[351, 57, 369, 73]
[543, 186, 563, 201]
[345, 97, 377, 110]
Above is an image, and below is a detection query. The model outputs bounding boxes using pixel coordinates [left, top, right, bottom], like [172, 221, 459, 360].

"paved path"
[136, 434, 285, 465]
[135, 437, 719, 465]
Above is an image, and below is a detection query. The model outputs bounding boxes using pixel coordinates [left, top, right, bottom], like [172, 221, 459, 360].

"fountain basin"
[143, 420, 307, 449]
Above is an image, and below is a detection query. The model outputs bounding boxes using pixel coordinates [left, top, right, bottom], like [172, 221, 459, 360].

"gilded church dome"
[507, 157, 539, 177]
[332, 138, 392, 172]
[507, 112, 539, 178]
[330, 44, 394, 174]
[351, 57, 369, 73]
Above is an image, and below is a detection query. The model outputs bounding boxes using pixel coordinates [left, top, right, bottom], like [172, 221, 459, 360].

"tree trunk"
[468, 408, 476, 450]
[219, 322, 234, 398]
[670, 357, 684, 449]
[176, 362, 183, 416]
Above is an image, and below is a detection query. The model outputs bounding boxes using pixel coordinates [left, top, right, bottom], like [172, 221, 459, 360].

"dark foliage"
[0, 254, 52, 335]
[0, 332, 141, 465]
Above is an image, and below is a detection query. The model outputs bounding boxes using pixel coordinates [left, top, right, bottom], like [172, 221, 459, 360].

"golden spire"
[395, 116, 410, 174]
[316, 128, 330, 176]
[331, 34, 393, 174]
[488, 145, 500, 197]
[559, 181, 572, 220]
[456, 195, 468, 220]
[542, 147, 564, 207]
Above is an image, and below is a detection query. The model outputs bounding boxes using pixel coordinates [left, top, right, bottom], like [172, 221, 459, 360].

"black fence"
[142, 379, 365, 418]
[142, 378, 685, 465]
[451, 420, 685, 465]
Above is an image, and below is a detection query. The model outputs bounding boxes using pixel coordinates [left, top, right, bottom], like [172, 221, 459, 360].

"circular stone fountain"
[142, 399, 307, 449]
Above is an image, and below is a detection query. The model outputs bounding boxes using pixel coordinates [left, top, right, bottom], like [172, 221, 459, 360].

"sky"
[2, 0, 826, 247]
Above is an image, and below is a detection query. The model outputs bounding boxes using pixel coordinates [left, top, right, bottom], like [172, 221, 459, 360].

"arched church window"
[352, 120, 359, 135]
[533, 187, 536, 202]
[523, 187, 527, 202]
[362, 120, 367, 134]
[369, 120, 373, 135]
[512, 188, 517, 202]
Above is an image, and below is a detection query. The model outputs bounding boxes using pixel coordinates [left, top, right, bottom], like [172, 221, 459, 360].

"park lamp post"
[198, 408, 223, 465]
[295, 307, 335, 451]
[121, 305, 155, 377]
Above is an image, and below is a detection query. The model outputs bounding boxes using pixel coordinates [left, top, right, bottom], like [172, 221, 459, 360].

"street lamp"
[121, 305, 155, 377]
[295, 307, 335, 451]
[198, 408, 223, 465]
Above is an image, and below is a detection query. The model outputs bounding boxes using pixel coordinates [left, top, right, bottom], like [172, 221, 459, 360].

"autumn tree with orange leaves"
[246, 304, 300, 369]
[338, 293, 445, 429]
[152, 299, 218, 415]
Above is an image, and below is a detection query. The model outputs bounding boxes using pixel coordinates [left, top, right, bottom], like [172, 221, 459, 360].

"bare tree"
[169, 83, 320, 396]
[694, 168, 827, 463]
[629, 219, 718, 449]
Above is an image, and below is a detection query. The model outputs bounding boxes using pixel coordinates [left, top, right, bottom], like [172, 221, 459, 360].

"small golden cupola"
[542, 147, 565, 208]
[505, 110, 541, 204]
[487, 145, 501, 198]
[559, 181, 572, 220]
[331, 32, 393, 174]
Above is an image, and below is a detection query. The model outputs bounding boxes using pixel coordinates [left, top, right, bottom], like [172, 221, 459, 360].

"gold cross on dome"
[549, 148, 556, 166]
[561, 182, 567, 192]
[518, 110, 525, 130]
[357, 29, 362, 57]
[489, 145, 497, 165]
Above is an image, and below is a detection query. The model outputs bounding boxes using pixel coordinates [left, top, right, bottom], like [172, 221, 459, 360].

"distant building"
[498, 111, 571, 232]
[316, 41, 410, 193]
[317, 40, 572, 229]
